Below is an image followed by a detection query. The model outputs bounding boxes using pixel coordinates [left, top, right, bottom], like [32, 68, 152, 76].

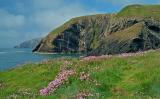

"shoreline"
[33, 52, 57, 55]
[33, 51, 84, 55]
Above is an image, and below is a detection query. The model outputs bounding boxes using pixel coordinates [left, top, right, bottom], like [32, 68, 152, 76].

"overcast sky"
[0, 0, 159, 48]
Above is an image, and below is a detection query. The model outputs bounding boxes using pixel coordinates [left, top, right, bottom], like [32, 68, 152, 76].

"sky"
[0, 0, 159, 48]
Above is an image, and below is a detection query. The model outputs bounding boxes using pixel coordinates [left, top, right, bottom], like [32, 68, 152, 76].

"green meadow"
[0, 50, 160, 99]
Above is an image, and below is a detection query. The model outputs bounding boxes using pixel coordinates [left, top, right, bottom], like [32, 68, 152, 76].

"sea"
[0, 48, 81, 71]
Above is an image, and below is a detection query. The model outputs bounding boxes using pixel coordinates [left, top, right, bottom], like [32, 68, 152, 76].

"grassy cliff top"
[117, 4, 160, 18]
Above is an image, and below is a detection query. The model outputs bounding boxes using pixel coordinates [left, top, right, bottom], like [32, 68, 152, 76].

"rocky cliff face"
[90, 19, 160, 55]
[33, 5, 160, 55]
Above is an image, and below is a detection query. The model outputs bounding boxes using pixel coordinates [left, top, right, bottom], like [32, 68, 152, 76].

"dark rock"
[33, 5, 160, 56]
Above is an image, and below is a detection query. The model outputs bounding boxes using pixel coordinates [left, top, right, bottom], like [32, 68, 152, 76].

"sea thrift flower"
[76, 91, 93, 99]
[81, 50, 148, 61]
[79, 71, 101, 87]
[80, 72, 90, 81]
[40, 88, 49, 95]
[39, 61, 75, 95]
[40, 69, 75, 95]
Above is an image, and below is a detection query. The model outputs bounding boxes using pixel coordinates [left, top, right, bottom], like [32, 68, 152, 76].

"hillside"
[117, 4, 160, 18]
[0, 50, 160, 98]
[14, 38, 42, 49]
[33, 5, 160, 55]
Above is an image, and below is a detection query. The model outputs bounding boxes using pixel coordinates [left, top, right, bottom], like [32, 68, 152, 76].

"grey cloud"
[0, 9, 25, 29]
[0, 0, 97, 47]
[31, 3, 91, 31]
[28, 1, 96, 35]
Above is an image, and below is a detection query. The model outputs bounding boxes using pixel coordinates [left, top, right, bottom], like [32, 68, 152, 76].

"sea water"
[0, 48, 81, 70]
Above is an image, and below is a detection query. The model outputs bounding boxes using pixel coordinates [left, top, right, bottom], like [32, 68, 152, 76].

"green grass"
[106, 22, 143, 42]
[117, 4, 160, 18]
[1, 50, 160, 99]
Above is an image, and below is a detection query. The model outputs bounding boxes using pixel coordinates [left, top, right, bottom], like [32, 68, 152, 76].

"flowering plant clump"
[40, 69, 75, 95]
[76, 91, 93, 99]
[80, 72, 90, 81]
[117, 51, 145, 57]
[7, 94, 17, 99]
[18, 88, 34, 96]
[81, 50, 151, 61]
[39, 61, 75, 95]
[79, 72, 101, 86]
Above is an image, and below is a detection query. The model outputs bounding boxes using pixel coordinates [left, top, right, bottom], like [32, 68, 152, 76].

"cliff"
[33, 5, 160, 55]
[15, 38, 42, 49]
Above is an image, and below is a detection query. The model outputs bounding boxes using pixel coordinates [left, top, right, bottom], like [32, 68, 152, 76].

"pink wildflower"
[80, 72, 90, 81]
[39, 69, 75, 95]
[81, 50, 149, 61]
[40, 88, 49, 95]
[76, 91, 93, 99]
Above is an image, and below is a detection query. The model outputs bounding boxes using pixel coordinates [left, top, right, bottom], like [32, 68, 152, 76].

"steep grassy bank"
[0, 50, 160, 98]
[117, 4, 160, 17]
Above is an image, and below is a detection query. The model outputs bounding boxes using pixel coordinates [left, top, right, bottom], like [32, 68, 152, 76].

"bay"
[0, 48, 81, 70]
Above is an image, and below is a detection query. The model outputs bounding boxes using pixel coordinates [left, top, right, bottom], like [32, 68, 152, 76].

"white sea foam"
[0, 52, 7, 54]
[15, 51, 26, 53]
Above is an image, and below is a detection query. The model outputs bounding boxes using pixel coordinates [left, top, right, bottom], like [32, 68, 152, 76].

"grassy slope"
[1, 50, 160, 99]
[117, 4, 160, 18]
[107, 22, 143, 42]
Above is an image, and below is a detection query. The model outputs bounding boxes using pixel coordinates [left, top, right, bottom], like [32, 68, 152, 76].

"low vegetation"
[1, 50, 160, 99]
[117, 4, 160, 18]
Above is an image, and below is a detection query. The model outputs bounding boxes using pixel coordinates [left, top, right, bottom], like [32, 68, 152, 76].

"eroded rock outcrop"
[33, 5, 160, 56]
